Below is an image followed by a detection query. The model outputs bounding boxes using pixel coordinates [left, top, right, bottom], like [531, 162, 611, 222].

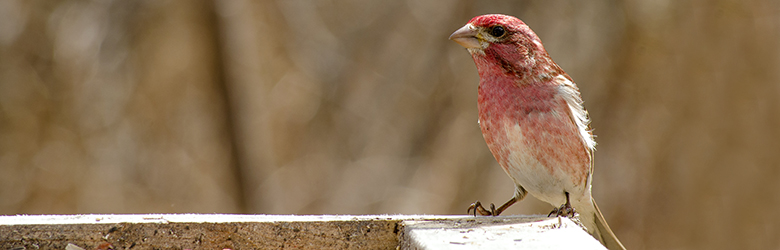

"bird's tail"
[590, 198, 626, 250]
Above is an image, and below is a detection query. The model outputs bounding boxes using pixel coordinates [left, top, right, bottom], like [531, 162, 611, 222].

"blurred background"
[1, 0, 778, 249]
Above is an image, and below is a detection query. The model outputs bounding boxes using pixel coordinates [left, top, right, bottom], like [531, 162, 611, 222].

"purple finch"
[450, 14, 625, 250]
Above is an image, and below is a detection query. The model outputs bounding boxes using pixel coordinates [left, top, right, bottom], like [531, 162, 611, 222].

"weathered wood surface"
[0, 214, 602, 250]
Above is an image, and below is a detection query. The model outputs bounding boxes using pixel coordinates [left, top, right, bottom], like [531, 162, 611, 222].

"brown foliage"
[1, 1, 779, 249]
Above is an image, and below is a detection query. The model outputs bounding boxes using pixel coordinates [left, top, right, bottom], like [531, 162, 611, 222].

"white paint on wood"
[402, 216, 606, 250]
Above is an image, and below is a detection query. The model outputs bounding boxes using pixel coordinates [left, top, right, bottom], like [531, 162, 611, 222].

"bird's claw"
[467, 200, 498, 216]
[547, 202, 576, 217]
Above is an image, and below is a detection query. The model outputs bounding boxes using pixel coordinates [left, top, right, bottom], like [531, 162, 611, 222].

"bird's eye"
[489, 26, 505, 37]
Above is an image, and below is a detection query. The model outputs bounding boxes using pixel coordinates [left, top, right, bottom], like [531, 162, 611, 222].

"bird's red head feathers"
[450, 14, 562, 82]
[468, 14, 542, 44]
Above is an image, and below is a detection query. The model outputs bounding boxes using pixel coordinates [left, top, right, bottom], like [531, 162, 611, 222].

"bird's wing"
[555, 74, 596, 175]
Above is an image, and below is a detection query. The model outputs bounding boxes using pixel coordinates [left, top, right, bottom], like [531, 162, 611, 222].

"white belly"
[498, 120, 588, 206]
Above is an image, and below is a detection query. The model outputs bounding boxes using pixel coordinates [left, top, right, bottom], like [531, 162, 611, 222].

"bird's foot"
[548, 202, 576, 217]
[467, 201, 498, 216]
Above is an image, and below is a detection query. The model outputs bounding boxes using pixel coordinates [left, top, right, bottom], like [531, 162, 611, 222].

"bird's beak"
[449, 24, 480, 49]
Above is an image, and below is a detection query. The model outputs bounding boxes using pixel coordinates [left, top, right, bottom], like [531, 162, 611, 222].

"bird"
[449, 14, 625, 250]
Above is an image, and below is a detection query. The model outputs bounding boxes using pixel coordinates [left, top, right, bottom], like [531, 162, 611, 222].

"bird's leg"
[468, 186, 527, 216]
[548, 191, 576, 217]
[467, 200, 496, 216]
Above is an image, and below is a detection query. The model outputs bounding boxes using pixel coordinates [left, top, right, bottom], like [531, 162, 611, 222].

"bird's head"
[449, 14, 542, 53]
[449, 14, 556, 80]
